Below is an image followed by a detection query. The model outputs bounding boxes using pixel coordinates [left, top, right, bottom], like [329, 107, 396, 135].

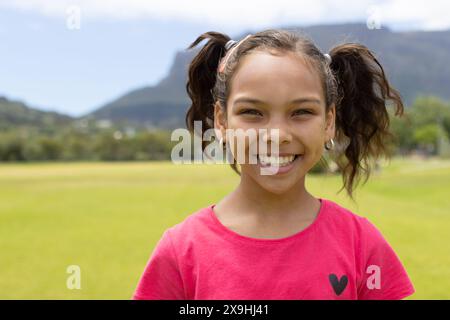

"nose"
[261, 118, 293, 146]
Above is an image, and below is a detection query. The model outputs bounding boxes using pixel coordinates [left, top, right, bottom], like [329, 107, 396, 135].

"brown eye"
[240, 109, 262, 116]
[293, 109, 312, 116]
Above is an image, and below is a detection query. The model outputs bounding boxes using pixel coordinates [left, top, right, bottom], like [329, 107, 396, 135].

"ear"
[325, 103, 336, 141]
[214, 101, 227, 140]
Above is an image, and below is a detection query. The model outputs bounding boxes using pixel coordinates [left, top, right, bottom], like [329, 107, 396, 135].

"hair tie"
[324, 53, 332, 64]
[225, 40, 237, 50]
[218, 34, 253, 74]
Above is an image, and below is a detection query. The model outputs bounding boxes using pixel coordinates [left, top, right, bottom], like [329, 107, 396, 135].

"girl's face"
[214, 50, 335, 195]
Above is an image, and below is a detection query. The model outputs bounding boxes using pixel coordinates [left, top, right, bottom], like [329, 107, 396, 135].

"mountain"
[0, 96, 73, 130]
[87, 51, 191, 129]
[87, 22, 450, 129]
[301, 23, 450, 104]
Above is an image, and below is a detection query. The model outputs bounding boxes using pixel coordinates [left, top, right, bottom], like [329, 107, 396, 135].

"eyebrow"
[233, 97, 321, 106]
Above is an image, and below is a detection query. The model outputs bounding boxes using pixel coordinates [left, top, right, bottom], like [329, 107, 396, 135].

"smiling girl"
[133, 29, 415, 300]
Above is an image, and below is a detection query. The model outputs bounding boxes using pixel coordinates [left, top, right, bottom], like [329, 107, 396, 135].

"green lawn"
[0, 157, 449, 299]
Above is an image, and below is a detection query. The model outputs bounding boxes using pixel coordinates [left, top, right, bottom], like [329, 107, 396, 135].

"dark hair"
[185, 29, 404, 199]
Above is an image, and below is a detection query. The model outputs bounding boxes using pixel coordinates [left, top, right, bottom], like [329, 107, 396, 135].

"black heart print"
[328, 274, 348, 296]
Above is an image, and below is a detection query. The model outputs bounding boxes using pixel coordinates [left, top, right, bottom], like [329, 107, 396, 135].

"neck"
[230, 172, 316, 219]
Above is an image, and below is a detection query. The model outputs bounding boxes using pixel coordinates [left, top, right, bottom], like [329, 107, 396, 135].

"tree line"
[0, 95, 449, 162]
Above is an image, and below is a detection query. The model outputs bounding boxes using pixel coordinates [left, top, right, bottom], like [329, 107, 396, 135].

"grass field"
[0, 157, 449, 299]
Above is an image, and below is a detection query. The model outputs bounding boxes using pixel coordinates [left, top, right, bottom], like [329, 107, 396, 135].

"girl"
[133, 29, 415, 300]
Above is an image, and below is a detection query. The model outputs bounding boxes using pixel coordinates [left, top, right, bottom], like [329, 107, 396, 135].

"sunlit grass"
[0, 157, 449, 299]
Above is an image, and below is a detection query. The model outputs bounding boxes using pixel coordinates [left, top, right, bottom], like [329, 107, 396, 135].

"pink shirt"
[133, 198, 415, 300]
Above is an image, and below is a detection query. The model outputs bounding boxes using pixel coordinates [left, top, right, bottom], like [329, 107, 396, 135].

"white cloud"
[1, 0, 450, 31]
[377, 0, 450, 30]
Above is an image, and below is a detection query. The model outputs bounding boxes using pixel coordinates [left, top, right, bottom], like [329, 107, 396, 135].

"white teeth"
[258, 155, 297, 166]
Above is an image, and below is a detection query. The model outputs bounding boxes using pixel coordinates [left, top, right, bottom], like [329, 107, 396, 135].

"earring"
[218, 135, 226, 147]
[325, 138, 335, 151]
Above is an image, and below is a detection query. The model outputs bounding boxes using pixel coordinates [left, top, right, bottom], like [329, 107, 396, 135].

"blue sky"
[0, 0, 449, 117]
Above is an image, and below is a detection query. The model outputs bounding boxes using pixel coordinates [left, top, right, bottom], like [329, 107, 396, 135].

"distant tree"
[0, 136, 25, 161]
[413, 124, 448, 155]
[38, 137, 63, 160]
[389, 108, 415, 154]
[410, 96, 450, 138]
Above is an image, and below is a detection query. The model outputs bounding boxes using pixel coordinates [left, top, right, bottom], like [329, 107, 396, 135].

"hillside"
[74, 23, 450, 128]
[0, 96, 73, 131]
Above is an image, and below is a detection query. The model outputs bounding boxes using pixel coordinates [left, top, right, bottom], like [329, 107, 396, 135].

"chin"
[258, 179, 299, 195]
[244, 162, 306, 195]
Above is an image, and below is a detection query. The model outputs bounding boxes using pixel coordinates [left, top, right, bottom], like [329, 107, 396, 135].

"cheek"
[295, 121, 327, 164]
[226, 118, 260, 159]
[297, 120, 326, 145]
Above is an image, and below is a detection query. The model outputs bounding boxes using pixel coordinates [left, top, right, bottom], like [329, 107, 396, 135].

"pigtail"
[328, 43, 404, 198]
[185, 32, 230, 137]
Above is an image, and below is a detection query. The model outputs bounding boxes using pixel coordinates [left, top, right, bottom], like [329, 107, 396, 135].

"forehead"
[229, 50, 324, 104]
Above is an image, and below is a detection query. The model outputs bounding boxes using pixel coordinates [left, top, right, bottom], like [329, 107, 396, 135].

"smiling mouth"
[256, 154, 302, 167]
